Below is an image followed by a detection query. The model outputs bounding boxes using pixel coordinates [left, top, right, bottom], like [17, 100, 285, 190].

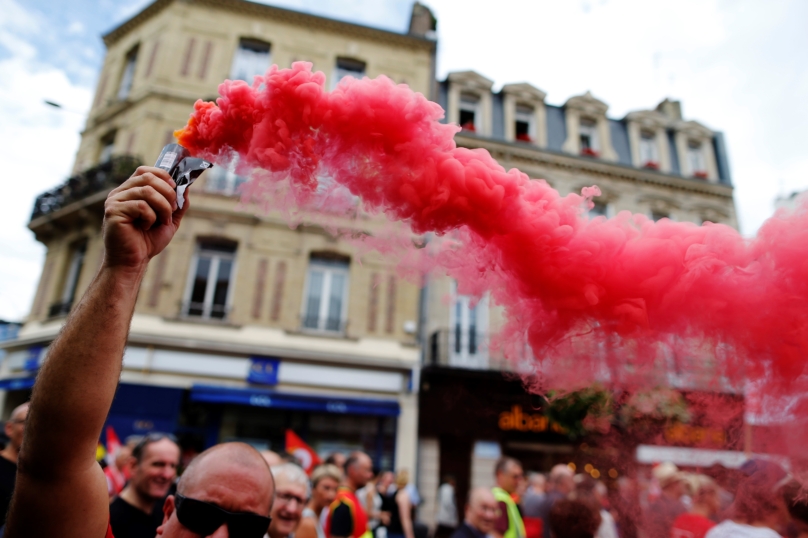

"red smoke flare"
[176, 63, 808, 400]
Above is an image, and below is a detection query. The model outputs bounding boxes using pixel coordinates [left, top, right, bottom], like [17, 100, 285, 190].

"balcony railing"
[30, 156, 141, 221]
[300, 314, 348, 335]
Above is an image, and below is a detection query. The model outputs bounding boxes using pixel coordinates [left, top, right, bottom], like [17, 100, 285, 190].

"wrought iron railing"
[30, 156, 141, 221]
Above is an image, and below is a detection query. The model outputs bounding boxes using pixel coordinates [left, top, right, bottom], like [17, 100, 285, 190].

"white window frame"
[449, 281, 488, 369]
[687, 140, 707, 176]
[331, 58, 366, 90]
[183, 243, 238, 320]
[639, 130, 658, 166]
[301, 258, 350, 333]
[61, 240, 87, 305]
[117, 47, 138, 100]
[230, 39, 272, 82]
[459, 93, 481, 132]
[579, 118, 600, 152]
[514, 104, 535, 143]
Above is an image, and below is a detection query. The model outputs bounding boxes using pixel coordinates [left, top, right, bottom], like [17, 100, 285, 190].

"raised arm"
[6, 167, 185, 538]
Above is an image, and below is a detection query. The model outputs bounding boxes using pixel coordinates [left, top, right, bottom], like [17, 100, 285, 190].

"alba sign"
[498, 405, 567, 434]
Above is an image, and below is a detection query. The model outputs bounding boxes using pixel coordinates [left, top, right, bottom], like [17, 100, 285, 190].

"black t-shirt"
[0, 456, 16, 526]
[330, 503, 354, 537]
[109, 496, 164, 538]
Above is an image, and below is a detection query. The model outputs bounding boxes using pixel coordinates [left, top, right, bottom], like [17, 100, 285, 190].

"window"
[651, 211, 669, 222]
[579, 118, 599, 156]
[50, 239, 87, 317]
[589, 201, 610, 218]
[331, 57, 366, 89]
[99, 131, 116, 163]
[205, 159, 248, 196]
[687, 140, 707, 178]
[639, 130, 659, 168]
[117, 46, 138, 100]
[185, 241, 237, 320]
[450, 282, 488, 369]
[514, 104, 534, 143]
[459, 93, 480, 132]
[230, 39, 271, 82]
[302, 257, 349, 332]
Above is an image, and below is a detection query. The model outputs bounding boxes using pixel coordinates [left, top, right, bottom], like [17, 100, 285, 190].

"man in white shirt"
[435, 475, 458, 538]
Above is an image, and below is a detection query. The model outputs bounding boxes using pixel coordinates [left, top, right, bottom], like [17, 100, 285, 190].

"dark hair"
[495, 456, 522, 476]
[549, 499, 601, 538]
[131, 432, 178, 463]
[784, 481, 808, 524]
[732, 471, 785, 524]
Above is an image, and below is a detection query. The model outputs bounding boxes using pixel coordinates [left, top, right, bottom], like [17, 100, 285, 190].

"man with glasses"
[5, 166, 275, 538]
[110, 433, 180, 538]
[491, 457, 526, 538]
[268, 463, 310, 538]
[0, 403, 28, 528]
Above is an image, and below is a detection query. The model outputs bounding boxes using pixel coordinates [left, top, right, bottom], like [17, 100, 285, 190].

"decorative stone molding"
[562, 91, 618, 162]
[446, 71, 494, 136]
[500, 82, 547, 148]
[673, 120, 718, 182]
[625, 109, 671, 172]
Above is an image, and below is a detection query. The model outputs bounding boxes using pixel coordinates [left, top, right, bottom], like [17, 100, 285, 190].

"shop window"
[589, 201, 610, 218]
[99, 130, 116, 163]
[117, 45, 139, 100]
[579, 118, 599, 157]
[184, 240, 237, 320]
[50, 239, 87, 317]
[302, 256, 349, 333]
[331, 57, 366, 89]
[450, 282, 488, 369]
[230, 39, 271, 82]
[639, 130, 659, 169]
[687, 140, 707, 178]
[205, 157, 248, 196]
[459, 93, 480, 133]
[514, 104, 535, 143]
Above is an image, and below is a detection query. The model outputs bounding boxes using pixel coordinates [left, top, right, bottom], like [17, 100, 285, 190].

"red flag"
[104, 426, 126, 495]
[105, 425, 122, 457]
[285, 429, 320, 474]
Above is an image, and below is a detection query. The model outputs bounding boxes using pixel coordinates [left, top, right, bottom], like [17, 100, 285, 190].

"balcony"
[30, 156, 141, 222]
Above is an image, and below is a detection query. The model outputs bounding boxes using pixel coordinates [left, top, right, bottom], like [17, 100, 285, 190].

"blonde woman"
[298, 464, 342, 538]
[386, 470, 416, 538]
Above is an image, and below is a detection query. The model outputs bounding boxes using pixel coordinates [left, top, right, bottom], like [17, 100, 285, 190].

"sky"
[1, 0, 806, 321]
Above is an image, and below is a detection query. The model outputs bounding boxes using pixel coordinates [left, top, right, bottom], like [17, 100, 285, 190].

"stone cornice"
[447, 71, 495, 91]
[501, 82, 547, 103]
[103, 0, 436, 52]
[625, 109, 668, 128]
[564, 90, 609, 116]
[455, 134, 735, 199]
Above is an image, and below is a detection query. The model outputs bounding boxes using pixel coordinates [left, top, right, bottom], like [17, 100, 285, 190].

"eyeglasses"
[175, 493, 271, 538]
[276, 491, 307, 506]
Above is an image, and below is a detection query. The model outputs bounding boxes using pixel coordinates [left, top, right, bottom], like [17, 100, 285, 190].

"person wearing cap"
[643, 462, 687, 538]
[670, 474, 719, 538]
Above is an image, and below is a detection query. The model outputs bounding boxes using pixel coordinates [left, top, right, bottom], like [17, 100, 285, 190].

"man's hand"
[102, 166, 188, 272]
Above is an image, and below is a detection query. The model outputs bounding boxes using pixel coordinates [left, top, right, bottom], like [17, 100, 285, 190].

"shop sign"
[248, 357, 280, 386]
[24, 347, 43, 372]
[499, 405, 567, 434]
[663, 423, 727, 446]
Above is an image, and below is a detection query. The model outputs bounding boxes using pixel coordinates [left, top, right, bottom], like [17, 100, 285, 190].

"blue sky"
[2, 0, 808, 320]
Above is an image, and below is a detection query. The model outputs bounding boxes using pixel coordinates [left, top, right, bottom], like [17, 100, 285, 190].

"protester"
[105, 437, 137, 498]
[522, 473, 546, 518]
[435, 475, 459, 538]
[671, 475, 720, 538]
[357, 470, 383, 536]
[326, 452, 348, 471]
[298, 464, 341, 538]
[5, 165, 277, 537]
[110, 433, 181, 538]
[0, 403, 28, 528]
[643, 463, 687, 538]
[536, 464, 575, 538]
[268, 462, 310, 538]
[573, 476, 617, 538]
[262, 450, 284, 467]
[450, 488, 499, 538]
[705, 467, 788, 538]
[492, 456, 526, 538]
[783, 480, 808, 538]
[548, 499, 601, 538]
[387, 470, 417, 538]
[326, 451, 375, 538]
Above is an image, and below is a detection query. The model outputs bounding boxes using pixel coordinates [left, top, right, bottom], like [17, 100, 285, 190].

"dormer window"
[332, 57, 366, 89]
[230, 39, 271, 82]
[459, 93, 480, 132]
[687, 140, 708, 178]
[579, 118, 599, 157]
[514, 104, 535, 143]
[640, 130, 659, 169]
[589, 201, 610, 218]
[117, 45, 139, 100]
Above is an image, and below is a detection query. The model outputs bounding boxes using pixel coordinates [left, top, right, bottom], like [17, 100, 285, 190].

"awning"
[636, 444, 790, 470]
[0, 376, 36, 391]
[190, 384, 400, 417]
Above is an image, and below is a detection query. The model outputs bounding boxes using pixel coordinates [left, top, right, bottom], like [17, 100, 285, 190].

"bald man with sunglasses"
[5, 166, 275, 538]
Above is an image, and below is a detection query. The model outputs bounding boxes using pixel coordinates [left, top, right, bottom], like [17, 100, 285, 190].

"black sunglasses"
[175, 493, 271, 538]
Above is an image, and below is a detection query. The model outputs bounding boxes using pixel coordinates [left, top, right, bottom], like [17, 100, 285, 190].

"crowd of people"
[3, 166, 808, 537]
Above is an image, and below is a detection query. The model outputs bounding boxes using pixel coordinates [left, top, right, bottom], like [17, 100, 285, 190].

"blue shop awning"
[0, 376, 36, 391]
[190, 384, 400, 417]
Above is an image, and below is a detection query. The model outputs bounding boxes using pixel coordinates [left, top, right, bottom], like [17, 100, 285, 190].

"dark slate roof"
[491, 93, 504, 140]
[666, 130, 681, 176]
[545, 105, 566, 151]
[713, 132, 732, 185]
[609, 119, 632, 166]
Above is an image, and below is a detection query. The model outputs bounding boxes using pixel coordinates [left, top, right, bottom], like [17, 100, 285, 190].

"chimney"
[409, 2, 437, 39]
[656, 98, 682, 121]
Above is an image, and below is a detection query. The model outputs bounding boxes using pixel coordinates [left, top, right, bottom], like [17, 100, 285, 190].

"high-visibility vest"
[325, 487, 373, 538]
[492, 487, 526, 538]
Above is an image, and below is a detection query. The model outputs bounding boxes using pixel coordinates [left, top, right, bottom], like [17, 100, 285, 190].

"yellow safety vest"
[492, 487, 525, 538]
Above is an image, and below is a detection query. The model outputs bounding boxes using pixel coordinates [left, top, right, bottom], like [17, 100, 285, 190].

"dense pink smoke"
[176, 62, 808, 398]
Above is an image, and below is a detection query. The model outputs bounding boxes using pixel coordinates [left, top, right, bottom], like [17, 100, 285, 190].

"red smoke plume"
[176, 63, 808, 399]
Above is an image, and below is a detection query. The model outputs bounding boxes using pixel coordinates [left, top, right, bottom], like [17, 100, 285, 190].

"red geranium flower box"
[516, 133, 532, 143]
[581, 147, 600, 158]
[643, 161, 660, 170]
[461, 121, 476, 132]
[693, 170, 708, 179]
